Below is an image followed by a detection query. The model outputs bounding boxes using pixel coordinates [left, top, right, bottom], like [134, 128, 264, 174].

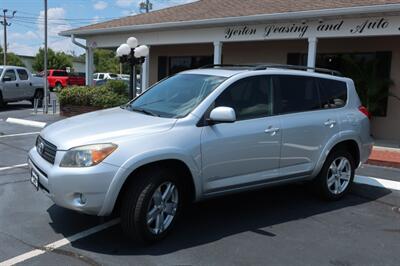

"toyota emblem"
[38, 141, 45, 154]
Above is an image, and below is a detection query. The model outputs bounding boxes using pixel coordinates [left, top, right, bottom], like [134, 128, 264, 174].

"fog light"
[79, 193, 87, 205]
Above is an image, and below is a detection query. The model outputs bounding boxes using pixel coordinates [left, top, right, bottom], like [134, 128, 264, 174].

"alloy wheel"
[327, 157, 351, 194]
[146, 181, 179, 235]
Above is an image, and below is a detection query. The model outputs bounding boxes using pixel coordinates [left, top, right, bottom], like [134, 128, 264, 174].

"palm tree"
[341, 54, 395, 117]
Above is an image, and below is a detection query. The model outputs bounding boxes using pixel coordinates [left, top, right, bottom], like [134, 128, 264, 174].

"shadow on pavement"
[47, 183, 391, 255]
[0, 102, 32, 111]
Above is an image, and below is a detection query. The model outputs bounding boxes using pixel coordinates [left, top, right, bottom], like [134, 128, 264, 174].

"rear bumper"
[28, 147, 120, 216]
[360, 137, 374, 164]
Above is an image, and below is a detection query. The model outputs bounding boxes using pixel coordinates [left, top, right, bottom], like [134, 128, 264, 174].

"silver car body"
[0, 66, 44, 102]
[28, 68, 373, 216]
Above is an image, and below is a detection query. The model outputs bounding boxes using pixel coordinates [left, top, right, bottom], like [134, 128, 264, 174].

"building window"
[287, 51, 392, 117]
[158, 56, 213, 80]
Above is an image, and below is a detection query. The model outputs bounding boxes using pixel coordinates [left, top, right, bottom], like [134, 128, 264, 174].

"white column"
[307, 37, 318, 71]
[85, 47, 94, 86]
[141, 46, 150, 91]
[213, 41, 223, 65]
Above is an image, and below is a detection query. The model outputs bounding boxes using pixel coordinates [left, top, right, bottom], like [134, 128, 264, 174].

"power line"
[1, 9, 17, 65]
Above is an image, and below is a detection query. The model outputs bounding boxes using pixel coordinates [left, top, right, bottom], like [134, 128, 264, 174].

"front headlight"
[60, 143, 118, 168]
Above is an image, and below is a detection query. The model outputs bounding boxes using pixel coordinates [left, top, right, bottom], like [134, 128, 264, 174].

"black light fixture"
[116, 37, 149, 100]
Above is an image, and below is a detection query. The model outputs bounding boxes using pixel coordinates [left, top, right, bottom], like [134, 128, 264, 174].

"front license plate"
[30, 170, 39, 191]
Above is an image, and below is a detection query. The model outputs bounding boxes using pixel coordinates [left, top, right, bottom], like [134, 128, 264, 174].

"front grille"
[36, 136, 57, 164]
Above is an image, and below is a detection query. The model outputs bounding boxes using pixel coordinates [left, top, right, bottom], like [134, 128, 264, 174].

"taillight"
[359, 106, 371, 119]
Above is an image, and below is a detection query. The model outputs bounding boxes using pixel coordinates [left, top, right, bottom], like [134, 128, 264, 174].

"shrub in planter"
[106, 79, 128, 97]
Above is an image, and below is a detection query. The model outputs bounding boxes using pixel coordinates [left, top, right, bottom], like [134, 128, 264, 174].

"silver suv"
[28, 65, 373, 243]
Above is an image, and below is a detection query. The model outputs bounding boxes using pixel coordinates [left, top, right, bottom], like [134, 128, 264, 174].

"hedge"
[58, 80, 129, 109]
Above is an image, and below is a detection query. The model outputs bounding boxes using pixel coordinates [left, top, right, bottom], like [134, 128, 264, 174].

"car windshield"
[0, 68, 3, 76]
[125, 74, 226, 118]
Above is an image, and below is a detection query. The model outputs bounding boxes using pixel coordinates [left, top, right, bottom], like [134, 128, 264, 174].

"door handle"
[324, 119, 337, 128]
[264, 127, 280, 135]
[16, 83, 19, 87]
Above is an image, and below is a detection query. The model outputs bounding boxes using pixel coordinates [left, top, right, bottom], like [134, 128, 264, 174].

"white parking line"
[0, 132, 40, 138]
[0, 163, 28, 172]
[5, 118, 46, 128]
[0, 218, 120, 266]
[355, 175, 400, 191]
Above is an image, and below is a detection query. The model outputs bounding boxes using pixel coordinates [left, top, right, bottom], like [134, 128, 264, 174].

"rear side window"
[318, 78, 347, 108]
[215, 76, 273, 120]
[273, 75, 320, 114]
[17, 69, 29, 80]
[53, 71, 66, 76]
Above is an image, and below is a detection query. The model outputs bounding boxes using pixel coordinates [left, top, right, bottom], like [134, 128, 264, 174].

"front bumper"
[28, 147, 121, 216]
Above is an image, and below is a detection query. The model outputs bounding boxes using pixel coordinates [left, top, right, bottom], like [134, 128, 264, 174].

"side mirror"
[208, 106, 236, 124]
[2, 77, 12, 82]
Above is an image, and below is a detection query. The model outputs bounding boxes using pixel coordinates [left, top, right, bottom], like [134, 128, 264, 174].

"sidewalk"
[367, 146, 400, 168]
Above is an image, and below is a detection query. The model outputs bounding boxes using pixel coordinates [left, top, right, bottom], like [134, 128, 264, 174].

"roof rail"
[199, 63, 342, 76]
[199, 64, 254, 69]
[253, 64, 342, 76]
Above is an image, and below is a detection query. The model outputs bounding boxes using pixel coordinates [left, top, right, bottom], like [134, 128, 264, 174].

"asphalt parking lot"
[0, 103, 400, 266]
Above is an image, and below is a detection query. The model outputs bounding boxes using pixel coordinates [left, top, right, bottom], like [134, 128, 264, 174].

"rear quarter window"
[318, 78, 348, 108]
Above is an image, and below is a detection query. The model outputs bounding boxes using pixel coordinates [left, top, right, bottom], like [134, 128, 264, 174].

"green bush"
[58, 85, 129, 109]
[106, 79, 128, 97]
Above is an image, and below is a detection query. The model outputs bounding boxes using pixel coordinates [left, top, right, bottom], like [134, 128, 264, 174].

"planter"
[60, 104, 102, 117]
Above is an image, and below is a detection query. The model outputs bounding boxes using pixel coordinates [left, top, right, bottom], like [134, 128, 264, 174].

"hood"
[41, 107, 176, 150]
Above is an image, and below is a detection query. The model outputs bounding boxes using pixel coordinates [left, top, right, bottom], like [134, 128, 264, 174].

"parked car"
[0, 66, 45, 107]
[28, 64, 373, 243]
[118, 74, 130, 80]
[94, 78, 142, 94]
[93, 72, 119, 82]
[40, 69, 85, 90]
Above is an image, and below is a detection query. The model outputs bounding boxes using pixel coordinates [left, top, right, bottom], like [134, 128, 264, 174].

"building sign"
[224, 16, 400, 41]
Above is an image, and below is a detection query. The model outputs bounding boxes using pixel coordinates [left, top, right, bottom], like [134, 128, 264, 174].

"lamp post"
[116, 37, 149, 100]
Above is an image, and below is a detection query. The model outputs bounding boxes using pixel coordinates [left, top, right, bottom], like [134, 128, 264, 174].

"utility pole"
[44, 0, 48, 113]
[139, 0, 152, 13]
[1, 9, 16, 66]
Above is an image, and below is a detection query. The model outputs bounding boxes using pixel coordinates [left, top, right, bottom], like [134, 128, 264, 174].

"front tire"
[0, 93, 7, 108]
[312, 150, 355, 200]
[121, 167, 183, 244]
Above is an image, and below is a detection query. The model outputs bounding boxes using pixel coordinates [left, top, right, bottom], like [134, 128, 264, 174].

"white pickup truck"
[0, 66, 45, 108]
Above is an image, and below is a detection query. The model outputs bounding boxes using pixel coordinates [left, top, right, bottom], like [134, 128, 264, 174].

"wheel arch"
[313, 136, 361, 178]
[99, 155, 200, 216]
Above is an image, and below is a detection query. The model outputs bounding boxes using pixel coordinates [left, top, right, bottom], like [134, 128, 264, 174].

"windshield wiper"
[129, 107, 159, 117]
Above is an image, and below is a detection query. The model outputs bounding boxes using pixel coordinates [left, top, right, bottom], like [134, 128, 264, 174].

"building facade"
[61, 0, 400, 142]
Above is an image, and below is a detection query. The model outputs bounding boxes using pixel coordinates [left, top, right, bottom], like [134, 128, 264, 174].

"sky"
[1, 0, 197, 56]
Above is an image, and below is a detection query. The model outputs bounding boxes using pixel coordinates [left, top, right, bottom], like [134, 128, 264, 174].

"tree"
[93, 49, 121, 73]
[0, 46, 25, 67]
[32, 48, 73, 72]
[341, 54, 394, 116]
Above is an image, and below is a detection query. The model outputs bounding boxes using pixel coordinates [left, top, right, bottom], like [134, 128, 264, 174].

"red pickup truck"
[41, 69, 85, 90]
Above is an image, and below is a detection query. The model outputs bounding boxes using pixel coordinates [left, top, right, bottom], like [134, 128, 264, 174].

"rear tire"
[31, 89, 44, 108]
[55, 82, 63, 91]
[312, 149, 355, 200]
[120, 167, 184, 244]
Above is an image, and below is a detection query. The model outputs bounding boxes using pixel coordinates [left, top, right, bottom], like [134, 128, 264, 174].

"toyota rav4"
[28, 65, 373, 243]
